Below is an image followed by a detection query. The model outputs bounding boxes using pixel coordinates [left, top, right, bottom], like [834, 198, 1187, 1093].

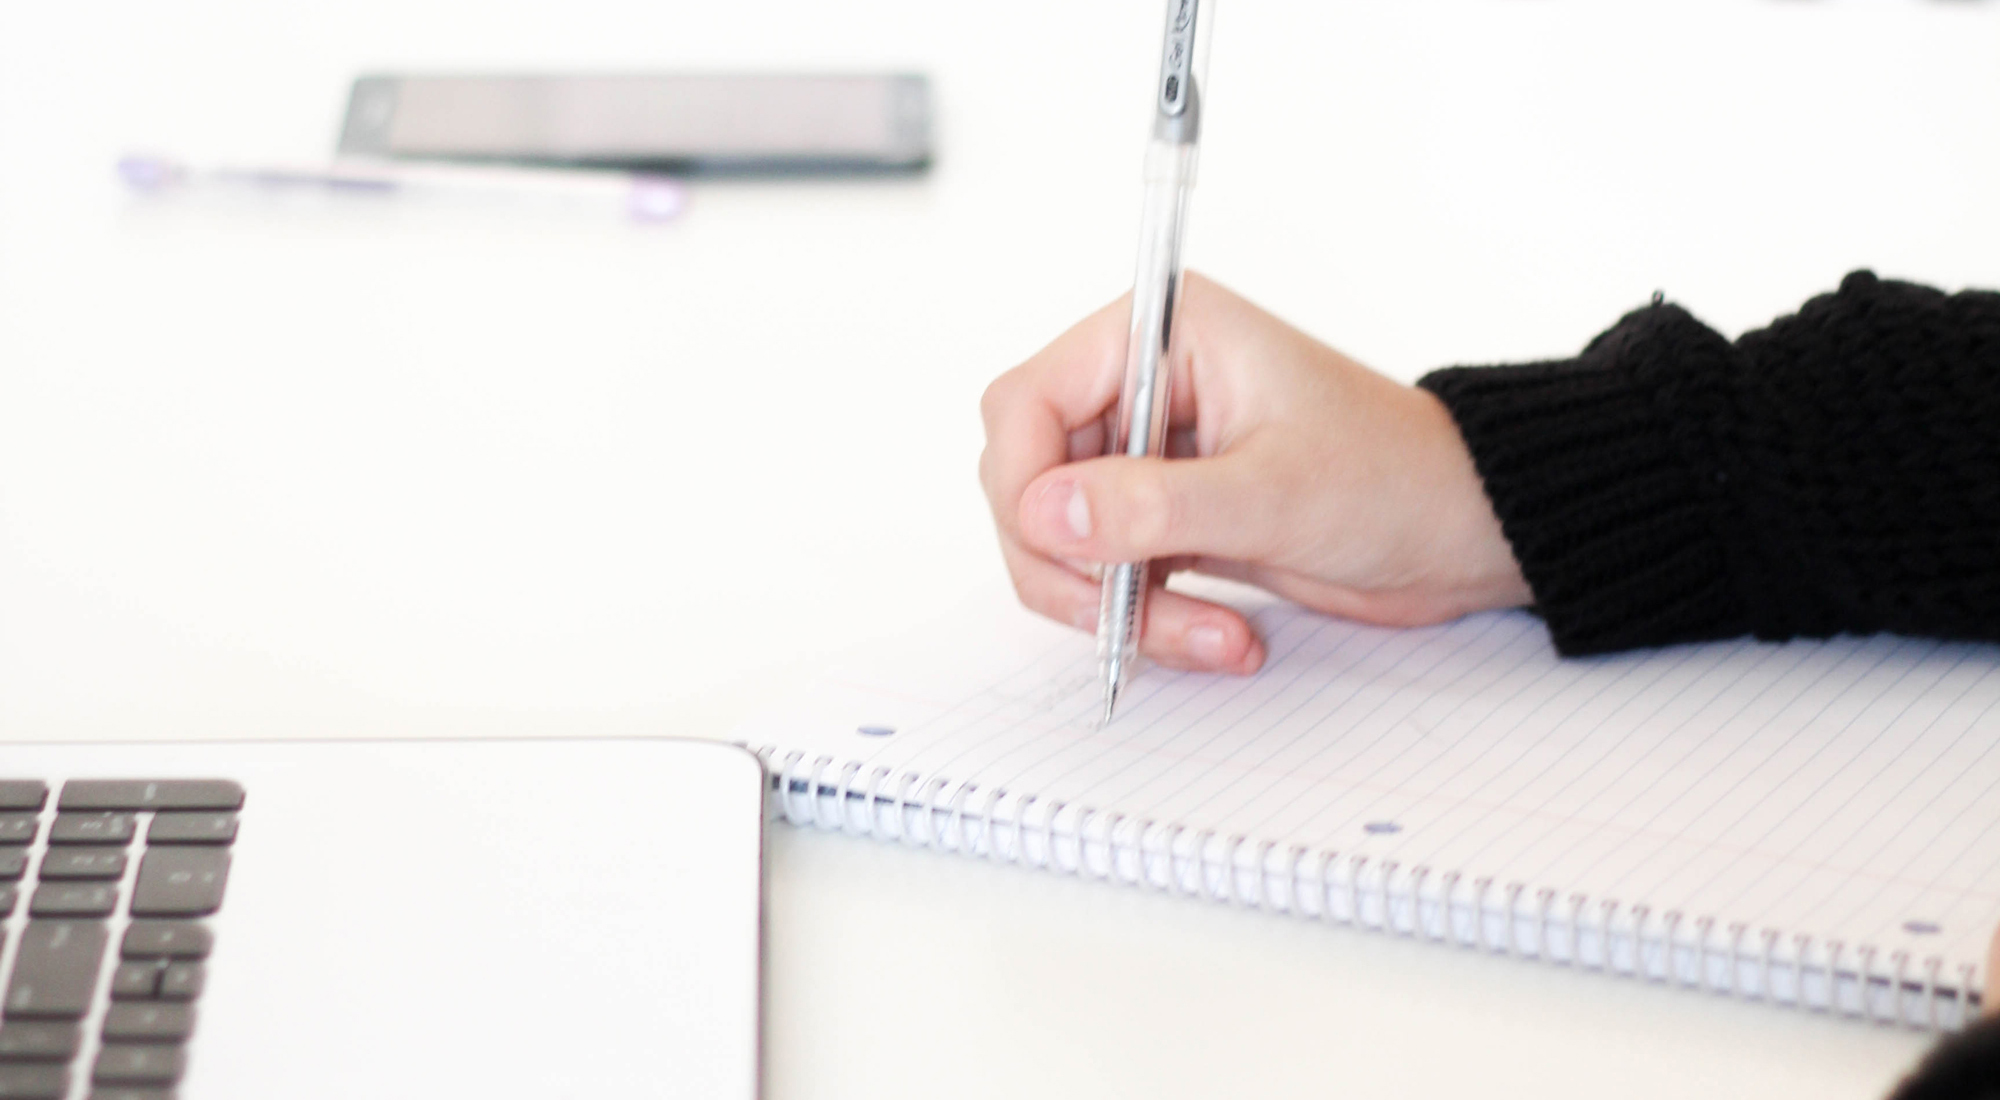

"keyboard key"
[0, 1022, 79, 1061]
[0, 1064, 66, 1100]
[60, 781, 242, 812]
[37, 850, 126, 881]
[92, 1045, 184, 1086]
[4, 921, 109, 1019]
[108, 964, 161, 1001]
[131, 850, 229, 917]
[0, 851, 25, 881]
[121, 923, 211, 961]
[0, 783, 45, 812]
[29, 884, 118, 919]
[157, 965, 203, 1002]
[0, 885, 14, 917]
[101, 1004, 194, 1043]
[49, 814, 135, 846]
[145, 813, 236, 846]
[0, 816, 37, 846]
[86, 1089, 176, 1100]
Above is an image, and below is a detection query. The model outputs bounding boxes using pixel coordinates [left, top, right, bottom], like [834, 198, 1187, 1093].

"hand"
[1990, 923, 1999, 1018]
[978, 273, 1532, 673]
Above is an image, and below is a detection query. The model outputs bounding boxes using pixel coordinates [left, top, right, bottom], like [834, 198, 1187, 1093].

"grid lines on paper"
[796, 603, 2000, 981]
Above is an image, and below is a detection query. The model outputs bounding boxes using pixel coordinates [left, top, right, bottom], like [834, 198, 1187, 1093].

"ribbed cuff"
[1419, 304, 1751, 655]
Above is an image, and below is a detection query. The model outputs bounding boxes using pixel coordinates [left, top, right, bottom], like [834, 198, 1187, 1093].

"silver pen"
[1098, 0, 1212, 726]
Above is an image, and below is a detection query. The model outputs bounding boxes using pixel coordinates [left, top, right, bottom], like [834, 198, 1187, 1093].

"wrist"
[1408, 386, 1533, 615]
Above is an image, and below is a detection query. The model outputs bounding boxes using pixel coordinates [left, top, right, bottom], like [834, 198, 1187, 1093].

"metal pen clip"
[1154, 0, 1201, 143]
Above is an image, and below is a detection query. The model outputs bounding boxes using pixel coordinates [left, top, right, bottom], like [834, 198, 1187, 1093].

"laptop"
[0, 737, 767, 1100]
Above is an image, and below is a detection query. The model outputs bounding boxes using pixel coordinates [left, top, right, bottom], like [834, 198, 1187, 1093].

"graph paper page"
[737, 586, 2000, 984]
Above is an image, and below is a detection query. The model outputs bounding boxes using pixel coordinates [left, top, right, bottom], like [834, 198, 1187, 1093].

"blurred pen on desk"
[116, 154, 689, 223]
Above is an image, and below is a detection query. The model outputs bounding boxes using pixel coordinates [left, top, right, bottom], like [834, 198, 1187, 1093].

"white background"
[3, 1, 1995, 1096]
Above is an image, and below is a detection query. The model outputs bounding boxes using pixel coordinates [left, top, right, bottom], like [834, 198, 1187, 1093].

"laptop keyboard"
[0, 780, 240, 1100]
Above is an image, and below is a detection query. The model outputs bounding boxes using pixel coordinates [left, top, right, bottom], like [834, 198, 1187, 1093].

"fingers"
[978, 299, 1129, 546]
[997, 536, 1265, 674]
[981, 280, 1269, 676]
[1014, 444, 1285, 565]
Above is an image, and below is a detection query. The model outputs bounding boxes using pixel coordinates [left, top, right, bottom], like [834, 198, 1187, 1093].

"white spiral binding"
[753, 744, 1982, 1031]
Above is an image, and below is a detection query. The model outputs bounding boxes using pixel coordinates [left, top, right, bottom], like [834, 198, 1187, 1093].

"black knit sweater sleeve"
[1418, 270, 2000, 656]
[1884, 1015, 2000, 1100]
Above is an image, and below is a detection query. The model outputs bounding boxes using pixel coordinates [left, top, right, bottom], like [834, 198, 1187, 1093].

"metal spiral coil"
[752, 743, 1983, 1030]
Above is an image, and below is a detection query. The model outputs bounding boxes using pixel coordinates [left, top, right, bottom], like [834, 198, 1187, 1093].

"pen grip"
[1098, 559, 1149, 677]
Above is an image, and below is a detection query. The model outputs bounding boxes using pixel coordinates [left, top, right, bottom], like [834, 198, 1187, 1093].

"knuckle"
[1009, 571, 1037, 606]
[1005, 554, 1096, 632]
[1005, 559, 1043, 602]
[1016, 572, 1067, 621]
[978, 372, 1015, 427]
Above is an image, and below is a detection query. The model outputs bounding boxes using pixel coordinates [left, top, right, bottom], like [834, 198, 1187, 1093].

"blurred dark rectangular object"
[338, 73, 932, 176]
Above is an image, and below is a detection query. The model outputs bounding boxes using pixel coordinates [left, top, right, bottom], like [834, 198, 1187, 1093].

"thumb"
[1018, 448, 1283, 564]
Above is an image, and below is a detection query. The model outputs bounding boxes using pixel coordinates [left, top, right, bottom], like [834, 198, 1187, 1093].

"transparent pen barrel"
[1098, 139, 1199, 675]
[1110, 140, 1197, 459]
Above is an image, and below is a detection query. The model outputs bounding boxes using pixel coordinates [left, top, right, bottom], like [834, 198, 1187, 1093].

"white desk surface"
[4, 0, 1996, 1095]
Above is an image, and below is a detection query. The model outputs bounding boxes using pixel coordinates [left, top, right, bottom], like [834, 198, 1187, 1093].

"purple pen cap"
[116, 154, 189, 193]
[627, 176, 688, 223]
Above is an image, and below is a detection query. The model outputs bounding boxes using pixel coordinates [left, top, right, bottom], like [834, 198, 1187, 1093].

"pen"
[1098, 0, 1211, 726]
[116, 155, 689, 223]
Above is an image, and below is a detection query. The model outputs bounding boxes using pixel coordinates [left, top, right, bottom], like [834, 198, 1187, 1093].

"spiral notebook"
[735, 585, 2000, 1031]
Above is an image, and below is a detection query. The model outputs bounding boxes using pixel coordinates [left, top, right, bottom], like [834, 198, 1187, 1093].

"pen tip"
[1100, 686, 1119, 729]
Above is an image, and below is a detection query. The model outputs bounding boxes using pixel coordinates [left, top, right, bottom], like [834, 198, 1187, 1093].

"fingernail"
[1058, 556, 1104, 582]
[1036, 480, 1091, 542]
[1063, 483, 1091, 540]
[1188, 625, 1228, 666]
